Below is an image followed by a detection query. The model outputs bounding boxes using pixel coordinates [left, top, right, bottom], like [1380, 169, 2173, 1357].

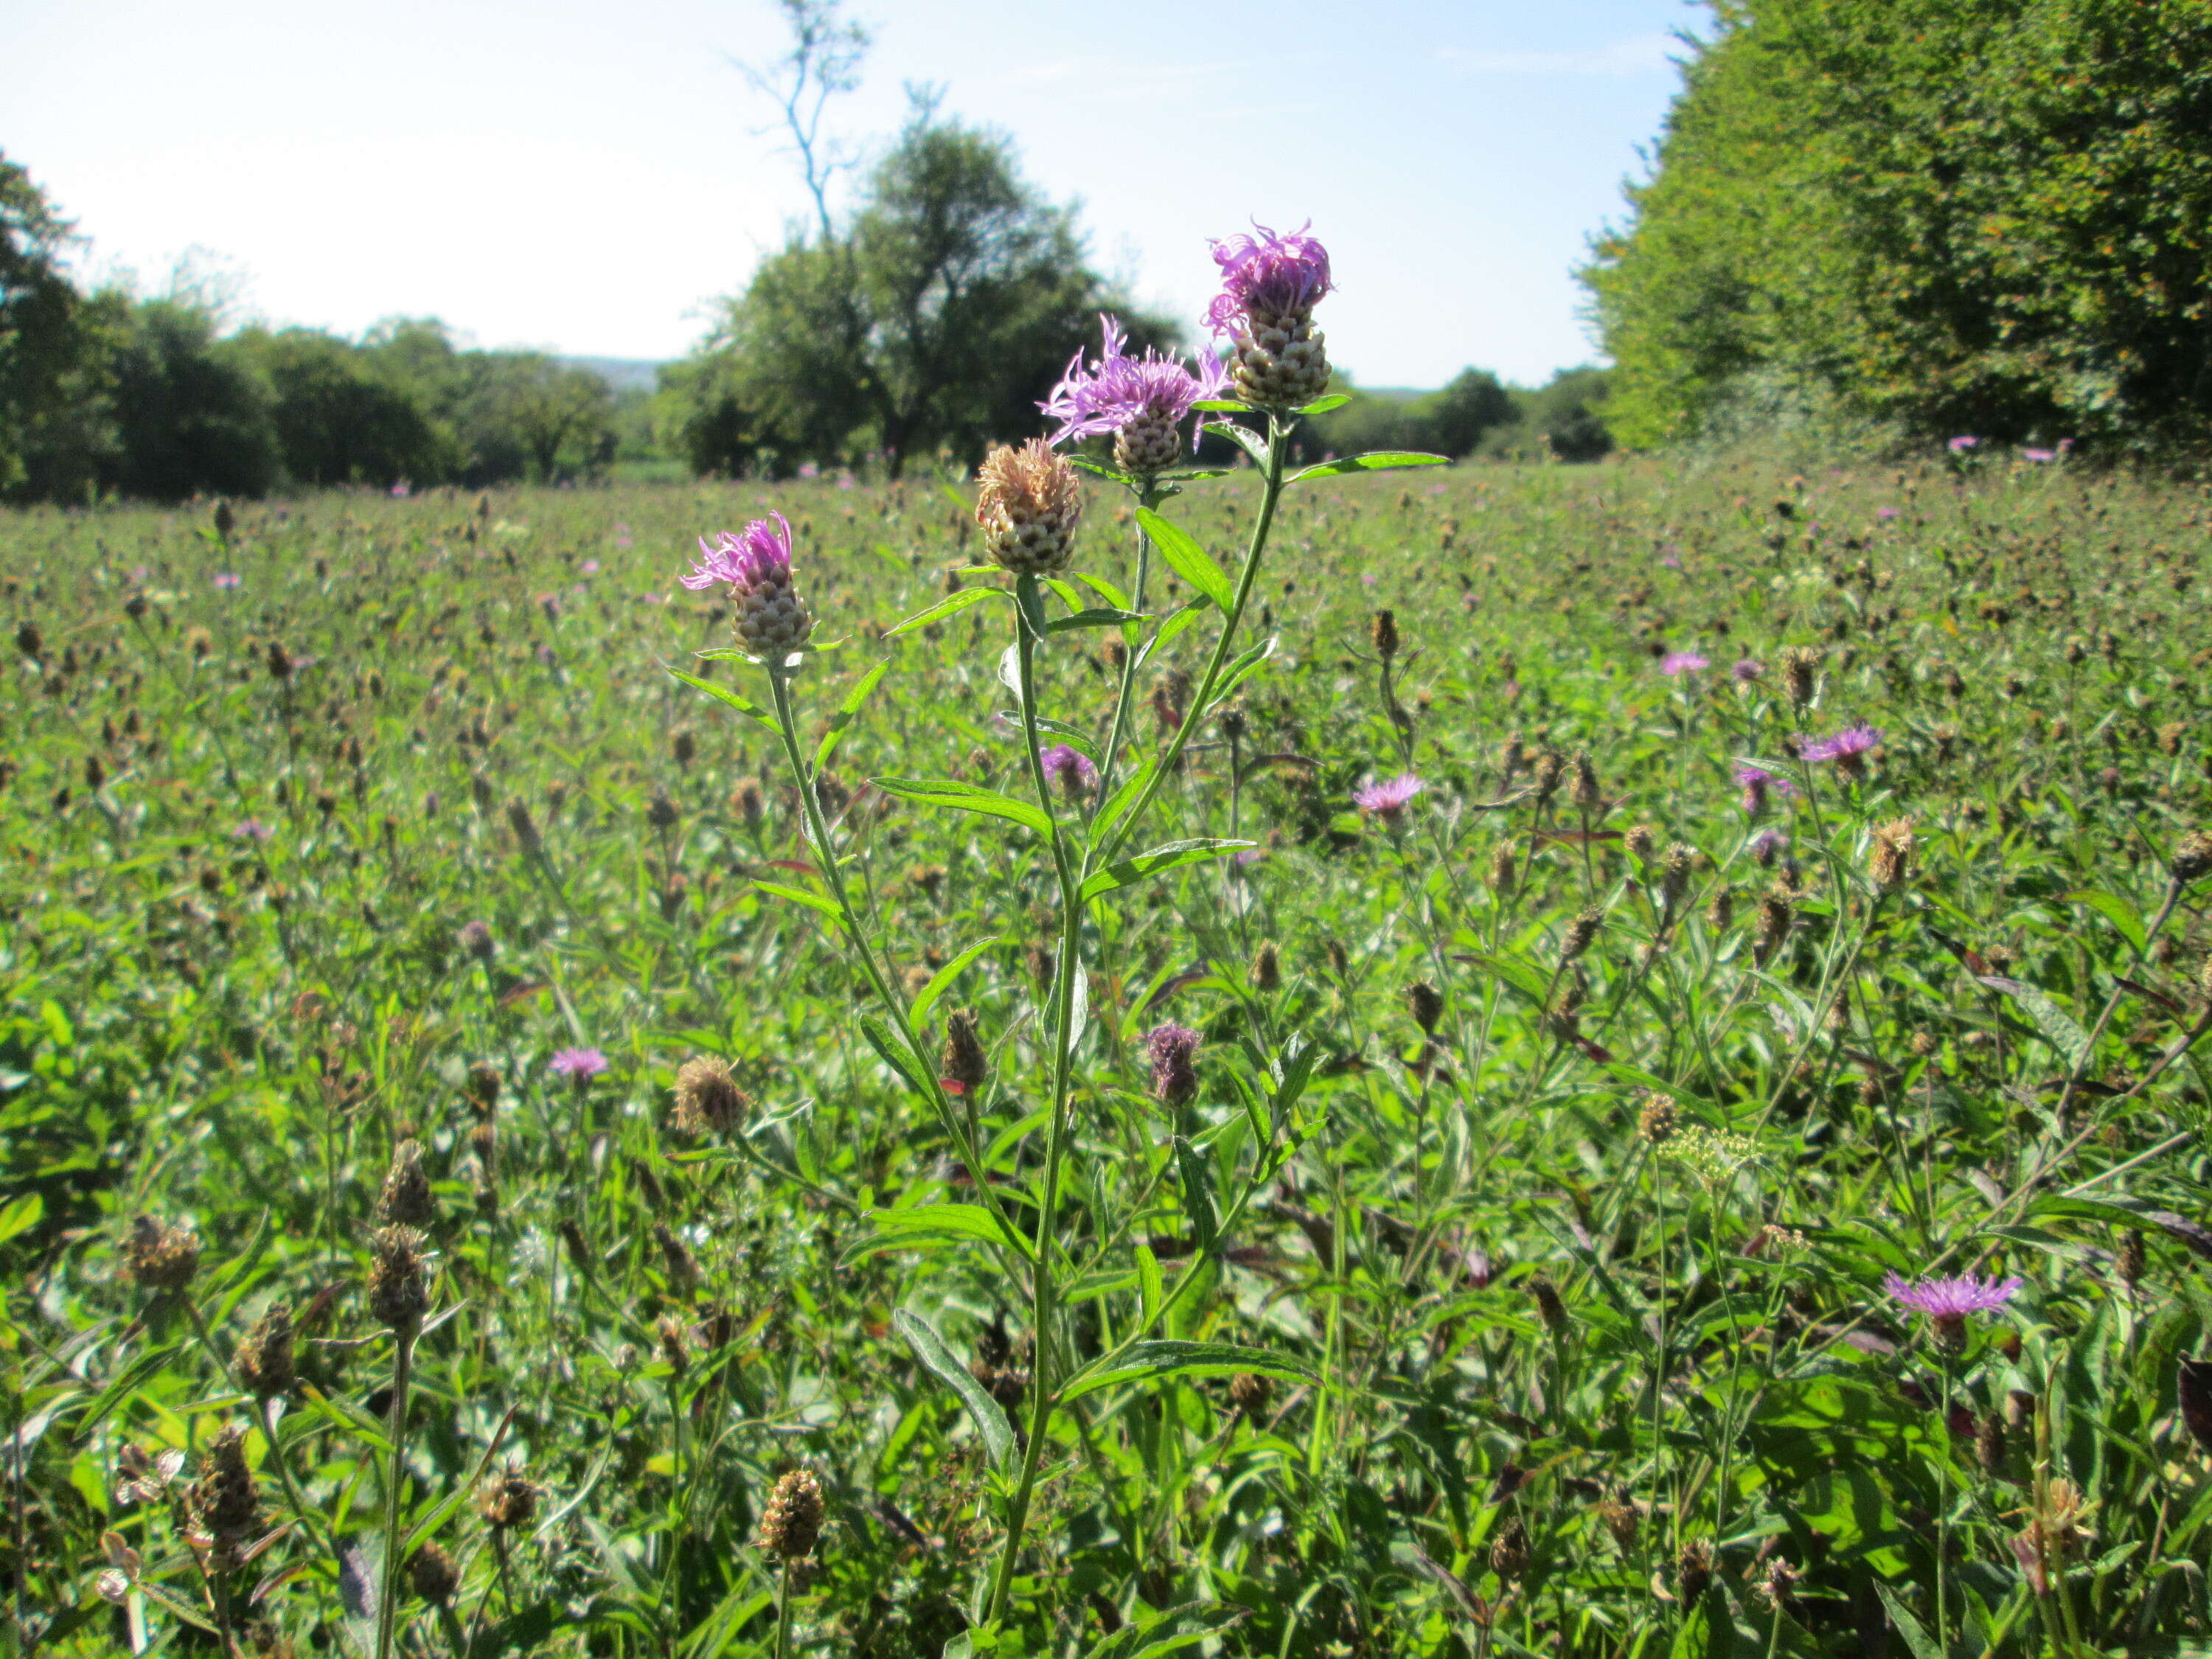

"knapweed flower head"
[975, 438, 1082, 577]
[1800, 723, 1881, 777]
[1885, 1269, 2020, 1354]
[212, 572, 242, 590]
[1733, 764, 1795, 816]
[550, 1046, 608, 1081]
[1660, 652, 1708, 676]
[1042, 314, 1228, 475]
[1731, 658, 1764, 682]
[233, 818, 274, 841]
[1145, 1022, 1200, 1107]
[2022, 447, 2056, 462]
[1354, 772, 1422, 824]
[1208, 220, 1333, 407]
[1038, 743, 1097, 800]
[683, 514, 813, 658]
[1948, 435, 1980, 453]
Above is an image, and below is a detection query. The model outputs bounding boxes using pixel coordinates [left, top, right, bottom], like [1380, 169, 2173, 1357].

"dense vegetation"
[8, 437, 2212, 1655]
[1583, 0, 2212, 456]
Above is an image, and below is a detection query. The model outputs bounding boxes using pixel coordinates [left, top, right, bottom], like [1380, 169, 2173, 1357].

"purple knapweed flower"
[212, 572, 242, 589]
[459, 919, 494, 961]
[682, 514, 813, 658]
[798, 462, 820, 479]
[581, 559, 601, 574]
[1042, 314, 1229, 471]
[1205, 222, 1335, 335]
[1145, 1023, 1201, 1107]
[550, 1046, 609, 1086]
[1750, 827, 1789, 865]
[1799, 724, 1882, 773]
[2022, 448, 2056, 462]
[1885, 1270, 2021, 1354]
[1876, 506, 1902, 521]
[1734, 764, 1796, 816]
[1732, 658, 1764, 682]
[233, 818, 274, 841]
[1038, 743, 1098, 800]
[1354, 773, 1422, 824]
[389, 481, 411, 498]
[1660, 652, 1708, 676]
[1947, 435, 1980, 454]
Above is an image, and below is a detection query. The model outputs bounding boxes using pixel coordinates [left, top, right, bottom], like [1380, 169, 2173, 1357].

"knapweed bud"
[941, 1011, 989, 1096]
[647, 789, 679, 830]
[1660, 844, 1694, 911]
[654, 1222, 700, 1296]
[478, 1470, 540, 1532]
[1870, 818, 1916, 889]
[235, 1303, 296, 1400]
[670, 728, 695, 769]
[975, 439, 1082, 577]
[1488, 843, 1517, 896]
[1251, 942, 1281, 992]
[1638, 1093, 1678, 1145]
[122, 1217, 201, 1294]
[1208, 223, 1334, 408]
[2118, 1229, 2146, 1287]
[682, 515, 814, 658]
[408, 1543, 460, 1606]
[1228, 1371, 1273, 1422]
[185, 1424, 258, 1570]
[757, 1469, 824, 1559]
[1624, 824, 1657, 863]
[1405, 981, 1444, 1034]
[1977, 1413, 2008, 1475]
[505, 799, 542, 855]
[2171, 831, 2212, 884]
[367, 1225, 429, 1335]
[1371, 610, 1399, 663]
[1489, 1518, 1530, 1582]
[1782, 647, 1820, 711]
[672, 1055, 748, 1135]
[733, 779, 766, 831]
[378, 1139, 437, 1228]
[1528, 1274, 1568, 1334]
[1561, 908, 1601, 964]
[1532, 750, 1564, 807]
[1146, 1023, 1201, 1107]
[1677, 1538, 1714, 1604]
[1753, 893, 1794, 964]
[1571, 749, 1602, 813]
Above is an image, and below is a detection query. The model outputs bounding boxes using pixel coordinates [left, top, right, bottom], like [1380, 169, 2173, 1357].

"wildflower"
[1781, 646, 1820, 710]
[1637, 1092, 1678, 1144]
[1405, 981, 1444, 1034]
[1660, 1125, 1760, 1182]
[1145, 1023, 1201, 1107]
[1251, 942, 1281, 992]
[459, 920, 494, 962]
[1660, 652, 1708, 676]
[234, 1303, 295, 1400]
[2171, 830, 2212, 883]
[212, 572, 242, 590]
[551, 1046, 609, 1085]
[122, 1217, 200, 1293]
[975, 439, 1083, 577]
[1353, 772, 1421, 824]
[1801, 723, 1881, 779]
[368, 1225, 430, 1335]
[672, 1055, 749, 1136]
[1208, 221, 1334, 408]
[1228, 1372, 1272, 1422]
[941, 1010, 989, 1096]
[1876, 505, 1901, 520]
[1750, 827, 1788, 866]
[682, 514, 814, 658]
[757, 1469, 824, 1559]
[408, 1543, 460, 1606]
[1040, 314, 1228, 474]
[184, 1425, 259, 1571]
[1571, 749, 1603, 812]
[233, 818, 274, 842]
[1948, 435, 1980, 453]
[1884, 1270, 2022, 1355]
[378, 1139, 437, 1227]
[1038, 743, 1097, 801]
[1371, 609, 1399, 661]
[2022, 447, 2056, 462]
[1489, 1518, 1531, 1581]
[1734, 764, 1794, 816]
[1869, 818, 1915, 889]
[478, 1470, 542, 1531]
[1676, 1538, 1714, 1604]
[1731, 658, 1763, 682]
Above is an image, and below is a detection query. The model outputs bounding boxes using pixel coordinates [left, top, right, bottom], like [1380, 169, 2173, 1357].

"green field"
[7, 448, 2212, 1656]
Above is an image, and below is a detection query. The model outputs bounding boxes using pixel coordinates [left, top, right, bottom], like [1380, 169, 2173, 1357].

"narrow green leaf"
[1135, 509, 1235, 611]
[858, 1015, 933, 1102]
[865, 1203, 1034, 1261]
[1079, 838, 1256, 902]
[1135, 1245, 1164, 1325]
[1067, 454, 1137, 487]
[1208, 421, 1269, 465]
[1271, 1033, 1319, 1119]
[886, 587, 1004, 638]
[751, 880, 841, 919]
[815, 658, 888, 771]
[667, 669, 778, 731]
[1294, 393, 1352, 416]
[909, 937, 1000, 1032]
[1978, 976, 2093, 1072]
[0, 1192, 44, 1246]
[1060, 1341, 1316, 1404]
[1190, 398, 1254, 413]
[1081, 1603, 1247, 1659]
[874, 777, 1053, 836]
[2063, 888, 2147, 956]
[894, 1310, 1017, 1471]
[1286, 450, 1450, 484]
[1874, 1585, 1944, 1659]
[1074, 571, 1133, 611]
[1091, 756, 1155, 845]
[1048, 607, 1148, 635]
[1174, 1138, 1217, 1256]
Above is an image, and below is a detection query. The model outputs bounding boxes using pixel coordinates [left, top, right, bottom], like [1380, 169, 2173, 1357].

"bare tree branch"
[731, 0, 872, 243]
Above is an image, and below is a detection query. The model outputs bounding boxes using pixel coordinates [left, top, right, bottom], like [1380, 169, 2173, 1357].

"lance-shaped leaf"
[875, 778, 1054, 836]
[894, 1310, 1016, 1471]
[1059, 1340, 1317, 1404]
[1080, 1603, 1248, 1659]
[751, 880, 842, 919]
[1079, 838, 1256, 902]
[668, 669, 779, 731]
[1135, 509, 1235, 611]
[886, 587, 1006, 638]
[909, 936, 1001, 1032]
[1048, 607, 1149, 635]
[815, 659, 888, 771]
[1287, 451, 1450, 485]
[1293, 392, 1352, 416]
[859, 1203, 1035, 1262]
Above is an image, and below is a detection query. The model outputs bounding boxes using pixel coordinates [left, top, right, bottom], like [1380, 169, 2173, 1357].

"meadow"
[6, 439, 2212, 1659]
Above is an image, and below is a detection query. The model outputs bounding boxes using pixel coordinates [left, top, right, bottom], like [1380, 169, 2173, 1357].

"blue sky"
[4, 0, 1703, 387]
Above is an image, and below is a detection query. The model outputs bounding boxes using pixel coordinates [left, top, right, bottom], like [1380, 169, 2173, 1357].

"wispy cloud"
[1441, 33, 1680, 77]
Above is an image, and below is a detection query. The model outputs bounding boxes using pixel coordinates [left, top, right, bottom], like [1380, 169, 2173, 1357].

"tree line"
[1583, 0, 2212, 456]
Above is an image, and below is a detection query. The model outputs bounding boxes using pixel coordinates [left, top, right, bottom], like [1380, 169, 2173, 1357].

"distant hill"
[563, 357, 664, 394]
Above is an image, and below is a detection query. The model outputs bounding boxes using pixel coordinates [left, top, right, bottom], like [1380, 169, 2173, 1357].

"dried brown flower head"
[672, 1055, 748, 1136]
[757, 1468, 825, 1559]
[975, 439, 1082, 577]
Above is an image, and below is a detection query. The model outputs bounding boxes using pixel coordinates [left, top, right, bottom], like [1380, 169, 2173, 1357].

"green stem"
[372, 1328, 417, 1659]
[1088, 481, 1160, 821]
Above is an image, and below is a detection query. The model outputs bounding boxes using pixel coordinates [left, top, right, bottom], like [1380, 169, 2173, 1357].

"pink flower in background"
[684, 515, 794, 592]
[1877, 507, 1902, 521]
[551, 1046, 609, 1080]
[1799, 723, 1882, 765]
[1145, 1023, 1201, 1105]
[1947, 436, 1980, 454]
[1885, 1270, 2020, 1352]
[581, 559, 601, 574]
[798, 462, 821, 479]
[1038, 743, 1097, 799]
[1660, 652, 1708, 675]
[233, 818, 274, 841]
[1354, 773, 1422, 822]
[1732, 658, 1764, 681]
[389, 481, 411, 498]
[213, 573, 242, 589]
[837, 474, 857, 490]
[2022, 448, 2056, 462]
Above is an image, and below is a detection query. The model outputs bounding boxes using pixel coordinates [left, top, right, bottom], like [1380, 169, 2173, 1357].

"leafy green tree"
[1416, 368, 1515, 458]
[105, 299, 279, 501]
[1, 151, 114, 501]
[678, 105, 1173, 477]
[228, 326, 455, 487]
[1585, 0, 2212, 453]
